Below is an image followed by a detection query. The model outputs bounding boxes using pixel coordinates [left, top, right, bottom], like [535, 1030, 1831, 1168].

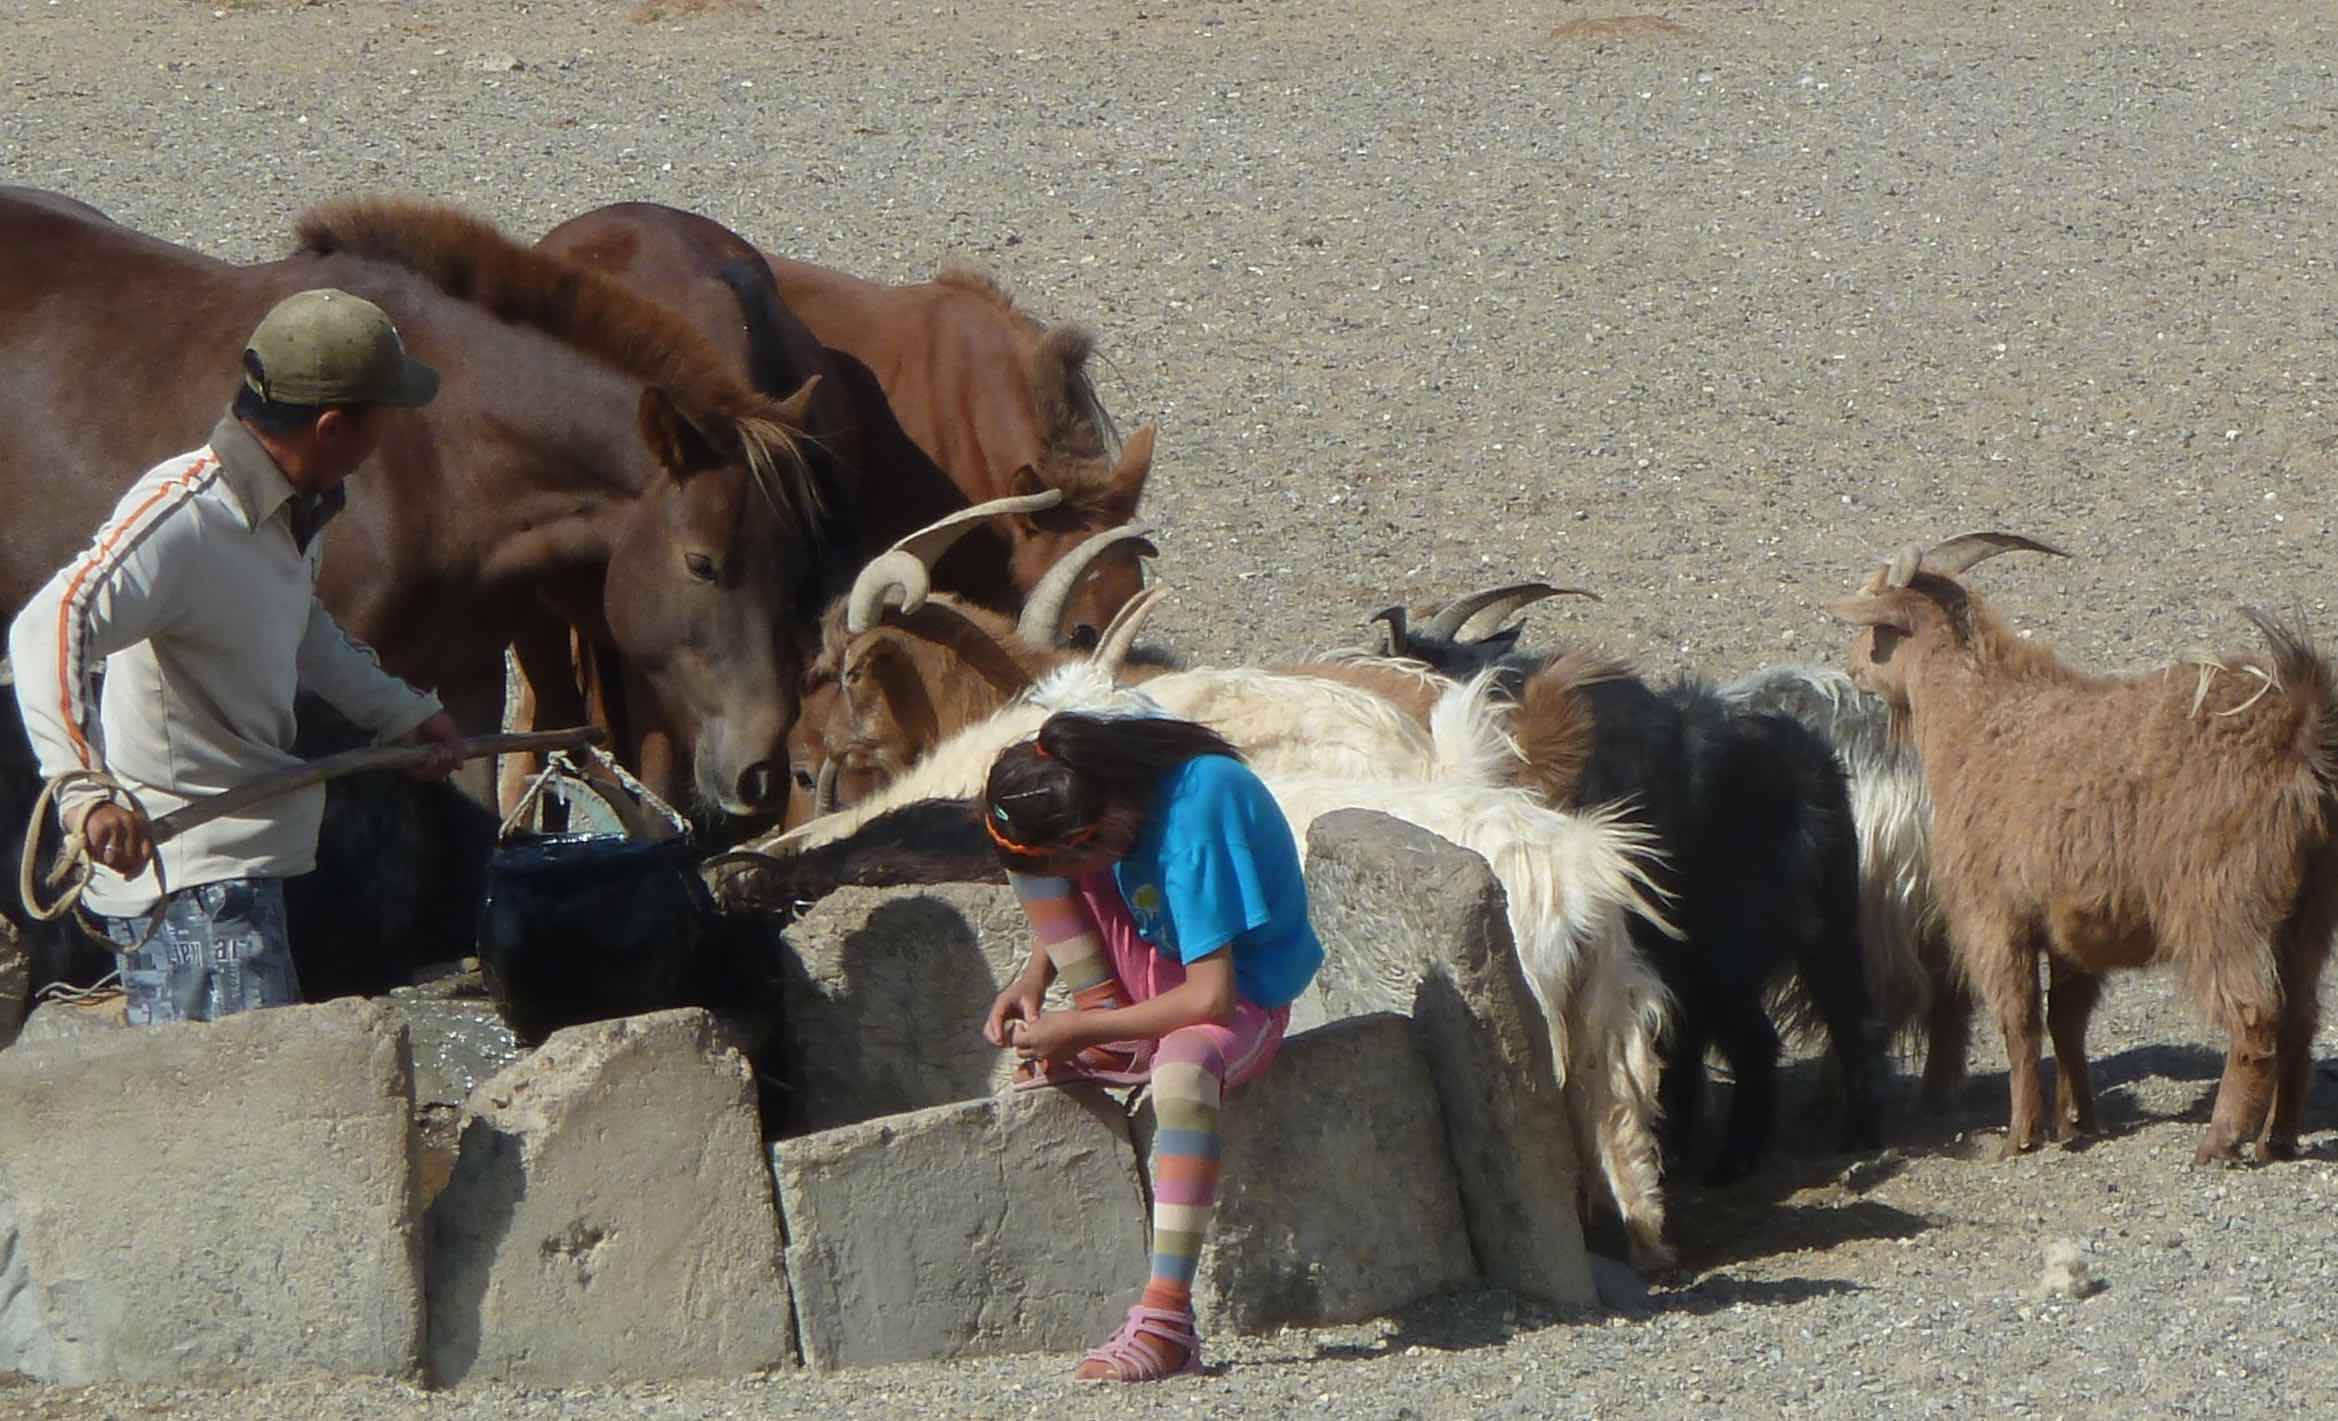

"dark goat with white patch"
[1367, 584, 1882, 1186]
[1826, 531, 2338, 1162]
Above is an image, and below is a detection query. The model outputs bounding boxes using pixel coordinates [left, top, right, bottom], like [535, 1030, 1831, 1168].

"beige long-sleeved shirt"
[8, 413, 444, 915]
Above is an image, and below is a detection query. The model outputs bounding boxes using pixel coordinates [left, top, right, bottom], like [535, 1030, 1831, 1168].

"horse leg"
[500, 608, 593, 818]
[2044, 957, 2103, 1141]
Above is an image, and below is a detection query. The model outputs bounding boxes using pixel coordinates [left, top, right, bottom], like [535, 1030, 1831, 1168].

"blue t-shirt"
[1109, 755, 1324, 1010]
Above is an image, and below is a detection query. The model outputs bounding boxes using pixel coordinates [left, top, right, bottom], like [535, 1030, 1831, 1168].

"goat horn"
[811, 757, 841, 815]
[1422, 582, 1598, 644]
[1014, 526, 1159, 652]
[1090, 585, 1167, 676]
[1369, 605, 1410, 655]
[844, 491, 1066, 635]
[1917, 531, 2073, 578]
[1453, 585, 1601, 642]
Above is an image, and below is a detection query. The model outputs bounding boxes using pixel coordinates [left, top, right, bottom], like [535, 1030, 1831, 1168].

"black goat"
[1366, 587, 1883, 1185]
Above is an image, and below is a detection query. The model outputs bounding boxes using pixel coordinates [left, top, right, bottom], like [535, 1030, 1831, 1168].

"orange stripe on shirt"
[52, 456, 218, 767]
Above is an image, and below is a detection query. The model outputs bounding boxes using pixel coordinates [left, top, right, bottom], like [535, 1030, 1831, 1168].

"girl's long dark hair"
[982, 711, 1242, 867]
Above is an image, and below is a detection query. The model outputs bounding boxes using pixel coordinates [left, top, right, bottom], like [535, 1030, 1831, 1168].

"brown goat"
[1826, 531, 2338, 1164]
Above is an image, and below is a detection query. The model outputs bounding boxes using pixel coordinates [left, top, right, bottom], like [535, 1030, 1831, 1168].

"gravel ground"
[8, 0, 2338, 1415]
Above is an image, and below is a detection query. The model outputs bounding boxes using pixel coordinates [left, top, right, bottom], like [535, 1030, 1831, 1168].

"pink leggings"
[1074, 870, 1290, 1090]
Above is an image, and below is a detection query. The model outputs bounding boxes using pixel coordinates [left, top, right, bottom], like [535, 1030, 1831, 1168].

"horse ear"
[770, 373, 822, 430]
[638, 388, 727, 479]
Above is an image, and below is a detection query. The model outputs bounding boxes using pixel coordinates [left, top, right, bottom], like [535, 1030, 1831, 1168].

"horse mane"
[292, 195, 819, 523]
[935, 262, 1122, 469]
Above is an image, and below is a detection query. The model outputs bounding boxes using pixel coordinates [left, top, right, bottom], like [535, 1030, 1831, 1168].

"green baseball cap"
[241, 287, 440, 408]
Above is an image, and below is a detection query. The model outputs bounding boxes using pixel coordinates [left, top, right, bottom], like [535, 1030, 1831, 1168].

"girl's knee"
[1153, 1026, 1232, 1081]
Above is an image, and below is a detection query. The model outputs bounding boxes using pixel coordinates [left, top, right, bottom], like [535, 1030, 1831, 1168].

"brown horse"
[0, 187, 828, 820]
[539, 202, 1157, 635]
[763, 250, 1157, 637]
[516, 202, 1157, 827]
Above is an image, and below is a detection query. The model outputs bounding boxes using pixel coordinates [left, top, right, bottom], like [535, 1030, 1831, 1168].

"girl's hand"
[1007, 1010, 1089, 1064]
[983, 978, 1046, 1048]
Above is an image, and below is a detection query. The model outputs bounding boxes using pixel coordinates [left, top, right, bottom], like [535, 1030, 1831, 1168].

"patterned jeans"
[98, 877, 302, 1026]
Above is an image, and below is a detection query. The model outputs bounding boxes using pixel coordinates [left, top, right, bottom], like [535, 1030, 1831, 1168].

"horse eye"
[684, 552, 718, 583]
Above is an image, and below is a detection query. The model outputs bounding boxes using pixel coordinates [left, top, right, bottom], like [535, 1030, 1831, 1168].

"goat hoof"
[1626, 1237, 1678, 1278]
[2257, 1135, 2300, 1164]
[2191, 1139, 2244, 1168]
[1989, 1134, 2039, 1164]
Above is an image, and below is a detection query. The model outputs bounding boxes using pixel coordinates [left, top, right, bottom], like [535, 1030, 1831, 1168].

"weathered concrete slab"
[424, 1007, 792, 1387]
[0, 998, 424, 1385]
[774, 1084, 1150, 1371]
[1131, 1012, 1476, 1335]
[774, 882, 1050, 1134]
[1299, 809, 1597, 1309]
[9, 994, 127, 1048]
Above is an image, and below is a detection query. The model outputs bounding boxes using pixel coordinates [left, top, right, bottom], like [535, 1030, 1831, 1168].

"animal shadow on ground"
[1630, 1033, 2290, 1280]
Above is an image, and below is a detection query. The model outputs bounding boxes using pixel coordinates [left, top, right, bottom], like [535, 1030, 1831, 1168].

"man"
[7, 287, 468, 1026]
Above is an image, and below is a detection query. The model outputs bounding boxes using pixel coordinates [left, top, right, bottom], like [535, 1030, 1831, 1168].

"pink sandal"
[1011, 1038, 1156, 1090]
[1075, 1303, 1203, 1383]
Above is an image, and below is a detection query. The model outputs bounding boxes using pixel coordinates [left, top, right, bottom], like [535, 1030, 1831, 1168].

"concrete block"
[10, 995, 127, 1048]
[0, 998, 424, 1385]
[773, 1085, 1150, 1371]
[774, 882, 1050, 1134]
[1300, 809, 1597, 1309]
[424, 1008, 791, 1386]
[1131, 1012, 1477, 1335]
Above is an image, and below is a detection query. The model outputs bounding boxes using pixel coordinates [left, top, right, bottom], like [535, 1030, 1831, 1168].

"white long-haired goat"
[761, 655, 1688, 1270]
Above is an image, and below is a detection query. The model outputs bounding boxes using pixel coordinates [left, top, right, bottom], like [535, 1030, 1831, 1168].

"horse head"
[606, 377, 826, 818]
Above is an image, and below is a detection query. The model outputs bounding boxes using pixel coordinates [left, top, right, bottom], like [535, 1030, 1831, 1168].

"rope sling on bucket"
[17, 728, 608, 950]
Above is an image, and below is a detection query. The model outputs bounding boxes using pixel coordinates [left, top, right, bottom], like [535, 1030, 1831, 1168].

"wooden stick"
[147, 727, 608, 846]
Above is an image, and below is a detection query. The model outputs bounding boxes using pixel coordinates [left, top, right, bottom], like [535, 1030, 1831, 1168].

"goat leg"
[2044, 958, 2103, 1141]
[1706, 1002, 1783, 1187]
[1981, 931, 2049, 1161]
[2262, 901, 2337, 1161]
[2195, 990, 2280, 1167]
[1918, 977, 1975, 1115]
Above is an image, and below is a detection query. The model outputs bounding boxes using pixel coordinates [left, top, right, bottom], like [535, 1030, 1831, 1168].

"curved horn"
[1452, 585, 1601, 642]
[1423, 582, 1599, 644]
[1369, 605, 1410, 656]
[1917, 531, 2073, 579]
[812, 757, 841, 815]
[1089, 586, 1168, 677]
[844, 491, 1066, 635]
[1014, 526, 1160, 652]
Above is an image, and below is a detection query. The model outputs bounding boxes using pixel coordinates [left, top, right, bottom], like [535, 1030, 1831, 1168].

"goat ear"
[638, 388, 727, 479]
[1099, 423, 1155, 520]
[1823, 593, 1913, 634]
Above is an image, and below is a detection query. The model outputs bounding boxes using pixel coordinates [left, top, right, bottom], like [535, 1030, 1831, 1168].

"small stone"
[2035, 1238, 2104, 1301]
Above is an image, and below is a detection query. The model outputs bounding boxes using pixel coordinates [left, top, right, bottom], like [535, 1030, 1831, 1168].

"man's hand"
[79, 802, 153, 876]
[404, 711, 465, 780]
